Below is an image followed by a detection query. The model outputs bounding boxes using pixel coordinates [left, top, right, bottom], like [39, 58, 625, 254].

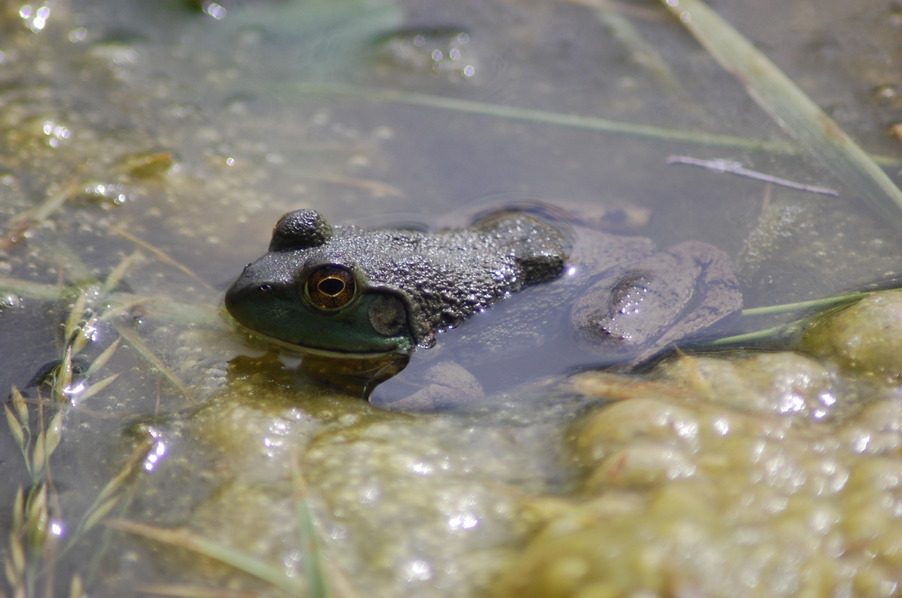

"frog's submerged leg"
[367, 360, 485, 412]
[572, 240, 742, 361]
[647, 241, 743, 352]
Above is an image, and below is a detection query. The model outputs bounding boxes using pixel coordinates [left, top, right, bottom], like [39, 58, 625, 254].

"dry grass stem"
[114, 325, 194, 402]
[108, 225, 211, 290]
[105, 520, 306, 594]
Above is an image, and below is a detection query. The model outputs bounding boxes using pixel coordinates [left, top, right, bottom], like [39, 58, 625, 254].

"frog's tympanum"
[225, 206, 742, 410]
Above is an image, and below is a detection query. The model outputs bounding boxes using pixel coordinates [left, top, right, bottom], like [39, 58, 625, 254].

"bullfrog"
[225, 205, 742, 410]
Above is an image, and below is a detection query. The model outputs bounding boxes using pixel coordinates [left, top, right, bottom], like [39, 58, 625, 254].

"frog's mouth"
[227, 317, 408, 360]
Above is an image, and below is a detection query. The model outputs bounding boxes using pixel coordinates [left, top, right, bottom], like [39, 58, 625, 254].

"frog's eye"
[305, 265, 357, 310]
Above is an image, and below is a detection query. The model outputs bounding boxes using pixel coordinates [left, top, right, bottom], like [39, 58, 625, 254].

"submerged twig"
[666, 155, 839, 196]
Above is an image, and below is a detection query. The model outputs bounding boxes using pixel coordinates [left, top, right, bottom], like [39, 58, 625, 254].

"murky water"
[2, 1, 902, 596]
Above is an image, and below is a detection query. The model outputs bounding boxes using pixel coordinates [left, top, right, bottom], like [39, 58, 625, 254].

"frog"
[225, 204, 742, 411]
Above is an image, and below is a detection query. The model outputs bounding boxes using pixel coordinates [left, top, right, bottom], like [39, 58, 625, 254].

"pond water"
[2, 0, 902, 596]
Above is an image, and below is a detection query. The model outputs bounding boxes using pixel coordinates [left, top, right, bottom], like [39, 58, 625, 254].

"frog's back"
[468, 210, 568, 284]
[321, 210, 568, 348]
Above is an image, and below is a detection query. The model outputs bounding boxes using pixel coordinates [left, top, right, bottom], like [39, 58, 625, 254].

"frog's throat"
[233, 322, 414, 360]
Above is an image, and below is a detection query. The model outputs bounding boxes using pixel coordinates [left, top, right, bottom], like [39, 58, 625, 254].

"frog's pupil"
[305, 265, 356, 310]
[318, 277, 345, 296]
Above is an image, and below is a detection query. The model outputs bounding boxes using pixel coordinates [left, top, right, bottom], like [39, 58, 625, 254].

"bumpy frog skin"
[225, 209, 567, 357]
[226, 207, 742, 409]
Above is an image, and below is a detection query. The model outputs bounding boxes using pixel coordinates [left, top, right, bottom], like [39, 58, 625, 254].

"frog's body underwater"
[225, 205, 742, 410]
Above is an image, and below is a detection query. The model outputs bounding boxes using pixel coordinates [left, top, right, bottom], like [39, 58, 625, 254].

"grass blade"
[77, 374, 120, 402]
[593, 0, 683, 93]
[740, 290, 872, 318]
[11, 387, 29, 425]
[5, 405, 27, 456]
[107, 226, 210, 290]
[661, 0, 902, 228]
[1, 173, 83, 250]
[114, 325, 194, 402]
[295, 83, 797, 153]
[291, 83, 901, 167]
[0, 276, 66, 301]
[105, 520, 305, 594]
[43, 412, 64, 463]
[80, 496, 122, 534]
[292, 462, 330, 598]
[101, 252, 145, 294]
[84, 338, 122, 379]
[296, 498, 329, 598]
[134, 584, 256, 598]
[68, 575, 84, 598]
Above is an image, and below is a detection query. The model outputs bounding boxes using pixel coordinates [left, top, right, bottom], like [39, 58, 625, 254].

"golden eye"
[305, 266, 356, 310]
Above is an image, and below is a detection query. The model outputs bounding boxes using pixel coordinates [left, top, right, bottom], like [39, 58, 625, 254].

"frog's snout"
[225, 263, 281, 326]
[224, 275, 252, 324]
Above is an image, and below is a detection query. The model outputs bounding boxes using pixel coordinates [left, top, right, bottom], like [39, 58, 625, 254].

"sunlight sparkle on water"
[410, 461, 433, 475]
[42, 120, 70, 148]
[143, 438, 168, 472]
[262, 419, 291, 457]
[403, 558, 433, 582]
[20, 4, 50, 33]
[202, 2, 227, 20]
[63, 381, 87, 401]
[80, 320, 100, 343]
[712, 416, 730, 436]
[447, 512, 478, 530]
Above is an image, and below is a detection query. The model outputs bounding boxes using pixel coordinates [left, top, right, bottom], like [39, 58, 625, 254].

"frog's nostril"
[258, 284, 274, 295]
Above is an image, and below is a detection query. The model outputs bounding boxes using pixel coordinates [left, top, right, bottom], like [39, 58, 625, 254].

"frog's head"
[225, 210, 417, 358]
